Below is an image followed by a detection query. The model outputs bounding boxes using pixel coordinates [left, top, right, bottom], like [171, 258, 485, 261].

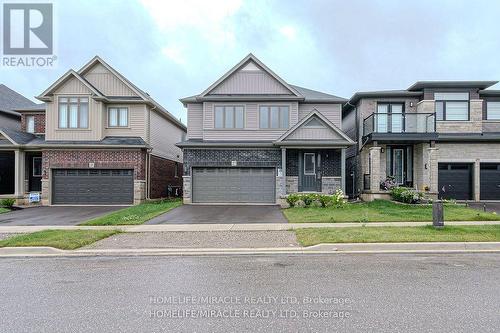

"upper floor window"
[26, 115, 35, 133]
[214, 106, 244, 129]
[108, 107, 129, 127]
[259, 106, 289, 129]
[58, 97, 89, 129]
[486, 102, 500, 120]
[435, 92, 469, 121]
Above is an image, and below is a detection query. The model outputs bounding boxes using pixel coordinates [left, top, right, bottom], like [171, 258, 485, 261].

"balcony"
[363, 113, 437, 142]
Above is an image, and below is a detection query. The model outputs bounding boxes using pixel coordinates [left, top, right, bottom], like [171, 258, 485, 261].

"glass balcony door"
[376, 103, 404, 133]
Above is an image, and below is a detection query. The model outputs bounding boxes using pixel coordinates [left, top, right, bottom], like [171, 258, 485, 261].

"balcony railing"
[363, 113, 436, 136]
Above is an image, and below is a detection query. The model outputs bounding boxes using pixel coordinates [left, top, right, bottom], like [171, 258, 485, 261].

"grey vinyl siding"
[286, 126, 342, 140]
[208, 71, 293, 95]
[298, 103, 342, 128]
[187, 103, 203, 139]
[150, 109, 184, 162]
[0, 113, 20, 130]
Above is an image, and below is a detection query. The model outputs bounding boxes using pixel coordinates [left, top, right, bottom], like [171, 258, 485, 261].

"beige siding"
[103, 104, 147, 139]
[54, 76, 92, 94]
[187, 103, 203, 139]
[83, 63, 138, 97]
[298, 103, 342, 128]
[150, 110, 184, 162]
[287, 127, 342, 140]
[209, 68, 293, 95]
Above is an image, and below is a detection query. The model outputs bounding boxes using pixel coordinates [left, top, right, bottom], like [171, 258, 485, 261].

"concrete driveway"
[147, 205, 288, 224]
[0, 206, 123, 226]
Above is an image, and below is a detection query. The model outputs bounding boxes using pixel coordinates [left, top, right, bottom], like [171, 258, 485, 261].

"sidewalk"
[1, 220, 500, 233]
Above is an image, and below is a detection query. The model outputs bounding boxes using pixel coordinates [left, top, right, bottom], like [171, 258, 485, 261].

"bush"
[295, 199, 306, 208]
[310, 200, 323, 208]
[390, 187, 424, 204]
[285, 190, 346, 208]
[0, 198, 15, 208]
[380, 176, 398, 191]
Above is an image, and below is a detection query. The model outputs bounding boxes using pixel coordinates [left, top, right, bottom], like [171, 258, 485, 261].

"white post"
[281, 148, 286, 196]
[341, 148, 346, 193]
[14, 150, 25, 197]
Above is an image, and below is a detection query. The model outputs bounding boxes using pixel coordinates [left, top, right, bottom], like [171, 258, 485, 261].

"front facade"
[179, 54, 354, 205]
[344, 81, 500, 201]
[0, 56, 186, 206]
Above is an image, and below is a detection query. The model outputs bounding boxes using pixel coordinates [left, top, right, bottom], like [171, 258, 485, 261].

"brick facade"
[150, 155, 182, 198]
[20, 112, 45, 134]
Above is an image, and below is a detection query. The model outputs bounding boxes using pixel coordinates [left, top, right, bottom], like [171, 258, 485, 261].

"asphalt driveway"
[147, 205, 288, 224]
[0, 206, 123, 226]
[468, 202, 500, 214]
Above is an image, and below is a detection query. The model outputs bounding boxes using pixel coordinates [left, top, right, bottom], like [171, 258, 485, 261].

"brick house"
[0, 56, 185, 205]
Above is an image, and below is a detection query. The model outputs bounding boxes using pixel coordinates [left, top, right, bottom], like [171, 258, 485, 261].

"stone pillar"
[427, 147, 439, 194]
[474, 159, 480, 201]
[281, 148, 286, 196]
[369, 147, 381, 191]
[14, 150, 25, 197]
[182, 176, 191, 204]
[341, 148, 346, 193]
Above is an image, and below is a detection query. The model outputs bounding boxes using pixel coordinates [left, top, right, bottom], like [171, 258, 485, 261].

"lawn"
[0, 229, 119, 250]
[295, 225, 500, 246]
[80, 199, 182, 226]
[284, 200, 500, 223]
[0, 208, 9, 214]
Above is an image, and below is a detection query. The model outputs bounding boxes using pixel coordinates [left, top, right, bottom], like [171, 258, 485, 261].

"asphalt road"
[1, 253, 499, 332]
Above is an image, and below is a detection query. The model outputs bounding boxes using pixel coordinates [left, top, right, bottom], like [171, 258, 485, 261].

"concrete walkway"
[1, 220, 500, 233]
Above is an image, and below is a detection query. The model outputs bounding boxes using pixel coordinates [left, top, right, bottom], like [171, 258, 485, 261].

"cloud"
[279, 25, 297, 40]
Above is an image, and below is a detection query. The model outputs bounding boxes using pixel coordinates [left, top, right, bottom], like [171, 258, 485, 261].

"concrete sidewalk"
[1, 242, 500, 257]
[0, 220, 500, 233]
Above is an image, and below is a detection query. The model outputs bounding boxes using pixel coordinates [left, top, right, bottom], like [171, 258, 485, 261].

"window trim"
[258, 105, 290, 129]
[435, 91, 470, 121]
[26, 115, 35, 133]
[303, 153, 316, 175]
[213, 105, 245, 129]
[32, 157, 42, 177]
[107, 106, 130, 128]
[57, 96, 90, 129]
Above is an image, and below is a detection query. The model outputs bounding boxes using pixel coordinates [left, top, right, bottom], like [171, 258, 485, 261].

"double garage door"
[438, 163, 500, 200]
[52, 169, 134, 205]
[192, 167, 276, 204]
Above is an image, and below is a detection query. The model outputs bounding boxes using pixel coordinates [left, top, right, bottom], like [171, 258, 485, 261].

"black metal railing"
[363, 113, 436, 136]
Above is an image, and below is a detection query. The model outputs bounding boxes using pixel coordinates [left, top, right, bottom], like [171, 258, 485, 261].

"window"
[486, 102, 500, 120]
[304, 153, 316, 175]
[26, 116, 35, 133]
[259, 106, 289, 128]
[108, 107, 128, 127]
[33, 157, 42, 177]
[58, 97, 89, 128]
[214, 106, 244, 129]
[435, 92, 469, 121]
[174, 162, 179, 178]
[376, 103, 404, 133]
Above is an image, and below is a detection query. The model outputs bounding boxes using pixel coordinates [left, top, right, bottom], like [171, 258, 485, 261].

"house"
[178, 54, 355, 205]
[0, 56, 186, 205]
[343, 81, 500, 201]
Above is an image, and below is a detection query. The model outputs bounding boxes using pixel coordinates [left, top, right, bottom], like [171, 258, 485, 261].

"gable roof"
[0, 127, 37, 145]
[37, 70, 105, 101]
[290, 85, 347, 103]
[200, 53, 302, 97]
[0, 84, 38, 117]
[275, 109, 355, 146]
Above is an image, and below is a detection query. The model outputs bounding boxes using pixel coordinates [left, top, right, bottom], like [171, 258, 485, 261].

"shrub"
[390, 187, 424, 204]
[295, 199, 306, 208]
[286, 193, 301, 206]
[286, 190, 346, 208]
[0, 198, 15, 208]
[380, 176, 398, 191]
[310, 199, 323, 208]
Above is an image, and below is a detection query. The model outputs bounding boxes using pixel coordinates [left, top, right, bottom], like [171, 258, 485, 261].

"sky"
[2, 0, 500, 124]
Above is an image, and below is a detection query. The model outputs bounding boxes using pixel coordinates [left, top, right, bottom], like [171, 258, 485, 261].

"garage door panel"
[480, 164, 500, 200]
[52, 169, 133, 205]
[192, 167, 275, 203]
[438, 163, 472, 200]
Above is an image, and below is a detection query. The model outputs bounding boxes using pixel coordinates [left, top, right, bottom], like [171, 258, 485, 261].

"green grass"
[0, 229, 119, 250]
[0, 208, 9, 214]
[284, 200, 500, 223]
[80, 199, 182, 226]
[295, 225, 500, 246]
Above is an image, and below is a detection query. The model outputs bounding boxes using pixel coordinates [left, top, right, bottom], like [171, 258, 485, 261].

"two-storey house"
[343, 81, 500, 201]
[178, 54, 355, 205]
[0, 56, 186, 205]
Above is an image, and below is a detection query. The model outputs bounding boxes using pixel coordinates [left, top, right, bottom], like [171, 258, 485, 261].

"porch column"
[341, 148, 346, 193]
[14, 150, 25, 197]
[281, 148, 286, 196]
[474, 159, 480, 201]
[427, 147, 439, 194]
[369, 147, 381, 191]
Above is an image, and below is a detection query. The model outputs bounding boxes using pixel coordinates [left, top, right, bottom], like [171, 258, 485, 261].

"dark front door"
[480, 163, 500, 200]
[0, 152, 15, 195]
[438, 163, 473, 200]
[28, 155, 42, 192]
[386, 146, 413, 187]
[300, 152, 321, 192]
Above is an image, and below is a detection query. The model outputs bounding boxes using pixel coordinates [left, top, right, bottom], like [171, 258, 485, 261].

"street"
[0, 253, 499, 332]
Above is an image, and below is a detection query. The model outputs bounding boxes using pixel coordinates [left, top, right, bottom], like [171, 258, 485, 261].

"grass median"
[284, 200, 500, 223]
[80, 199, 182, 226]
[295, 225, 500, 246]
[0, 229, 120, 250]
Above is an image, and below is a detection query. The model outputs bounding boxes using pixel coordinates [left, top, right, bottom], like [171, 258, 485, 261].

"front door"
[29, 155, 42, 192]
[300, 152, 321, 192]
[392, 148, 405, 185]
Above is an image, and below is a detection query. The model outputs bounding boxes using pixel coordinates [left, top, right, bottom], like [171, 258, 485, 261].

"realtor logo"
[3, 3, 53, 54]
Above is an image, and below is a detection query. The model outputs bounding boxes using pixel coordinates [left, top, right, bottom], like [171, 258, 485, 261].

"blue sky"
[2, 0, 500, 123]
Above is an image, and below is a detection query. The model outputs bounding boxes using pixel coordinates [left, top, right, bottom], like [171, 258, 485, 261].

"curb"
[1, 242, 500, 257]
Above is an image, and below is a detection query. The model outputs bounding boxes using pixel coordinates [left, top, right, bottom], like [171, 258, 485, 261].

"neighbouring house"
[0, 56, 186, 205]
[343, 81, 500, 201]
[178, 54, 355, 205]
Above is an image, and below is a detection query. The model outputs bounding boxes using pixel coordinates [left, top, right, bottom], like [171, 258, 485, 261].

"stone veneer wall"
[322, 177, 342, 194]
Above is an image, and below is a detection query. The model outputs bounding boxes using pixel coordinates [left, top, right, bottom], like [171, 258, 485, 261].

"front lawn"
[295, 225, 500, 246]
[0, 229, 119, 250]
[80, 199, 182, 226]
[284, 200, 500, 223]
[0, 208, 9, 214]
